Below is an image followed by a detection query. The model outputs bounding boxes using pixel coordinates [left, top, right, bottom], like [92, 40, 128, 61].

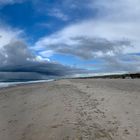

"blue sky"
[0, 0, 96, 40]
[0, 0, 140, 80]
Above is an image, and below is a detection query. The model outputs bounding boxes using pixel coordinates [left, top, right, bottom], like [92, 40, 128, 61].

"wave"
[0, 79, 55, 89]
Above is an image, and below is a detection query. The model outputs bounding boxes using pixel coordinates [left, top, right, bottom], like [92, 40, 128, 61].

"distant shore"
[73, 72, 140, 79]
[0, 78, 140, 140]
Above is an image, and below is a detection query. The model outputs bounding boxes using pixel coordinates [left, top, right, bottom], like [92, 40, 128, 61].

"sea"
[0, 79, 55, 89]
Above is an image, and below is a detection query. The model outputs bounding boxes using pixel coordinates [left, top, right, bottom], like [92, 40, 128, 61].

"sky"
[0, 0, 140, 81]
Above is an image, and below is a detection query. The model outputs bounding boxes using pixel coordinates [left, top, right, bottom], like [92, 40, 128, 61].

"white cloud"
[35, 0, 140, 54]
[0, 25, 53, 63]
[48, 8, 69, 21]
[0, 0, 25, 6]
[35, 19, 140, 55]
[92, 0, 140, 20]
[0, 26, 23, 48]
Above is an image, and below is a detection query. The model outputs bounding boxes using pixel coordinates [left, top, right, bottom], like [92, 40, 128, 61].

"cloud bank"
[0, 40, 86, 81]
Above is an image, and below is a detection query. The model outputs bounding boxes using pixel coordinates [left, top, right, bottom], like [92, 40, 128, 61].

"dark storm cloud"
[0, 41, 87, 81]
[0, 41, 34, 65]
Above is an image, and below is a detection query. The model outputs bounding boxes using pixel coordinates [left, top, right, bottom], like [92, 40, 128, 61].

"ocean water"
[0, 79, 55, 89]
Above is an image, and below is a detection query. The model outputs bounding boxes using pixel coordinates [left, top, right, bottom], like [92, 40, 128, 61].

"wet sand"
[0, 79, 140, 140]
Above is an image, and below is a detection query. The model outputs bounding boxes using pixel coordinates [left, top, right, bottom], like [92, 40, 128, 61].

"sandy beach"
[0, 79, 140, 140]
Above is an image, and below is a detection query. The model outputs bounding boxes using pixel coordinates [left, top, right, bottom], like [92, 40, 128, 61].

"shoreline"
[0, 79, 55, 90]
[0, 76, 136, 91]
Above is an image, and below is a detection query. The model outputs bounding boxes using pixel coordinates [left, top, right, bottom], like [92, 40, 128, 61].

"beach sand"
[0, 79, 140, 140]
